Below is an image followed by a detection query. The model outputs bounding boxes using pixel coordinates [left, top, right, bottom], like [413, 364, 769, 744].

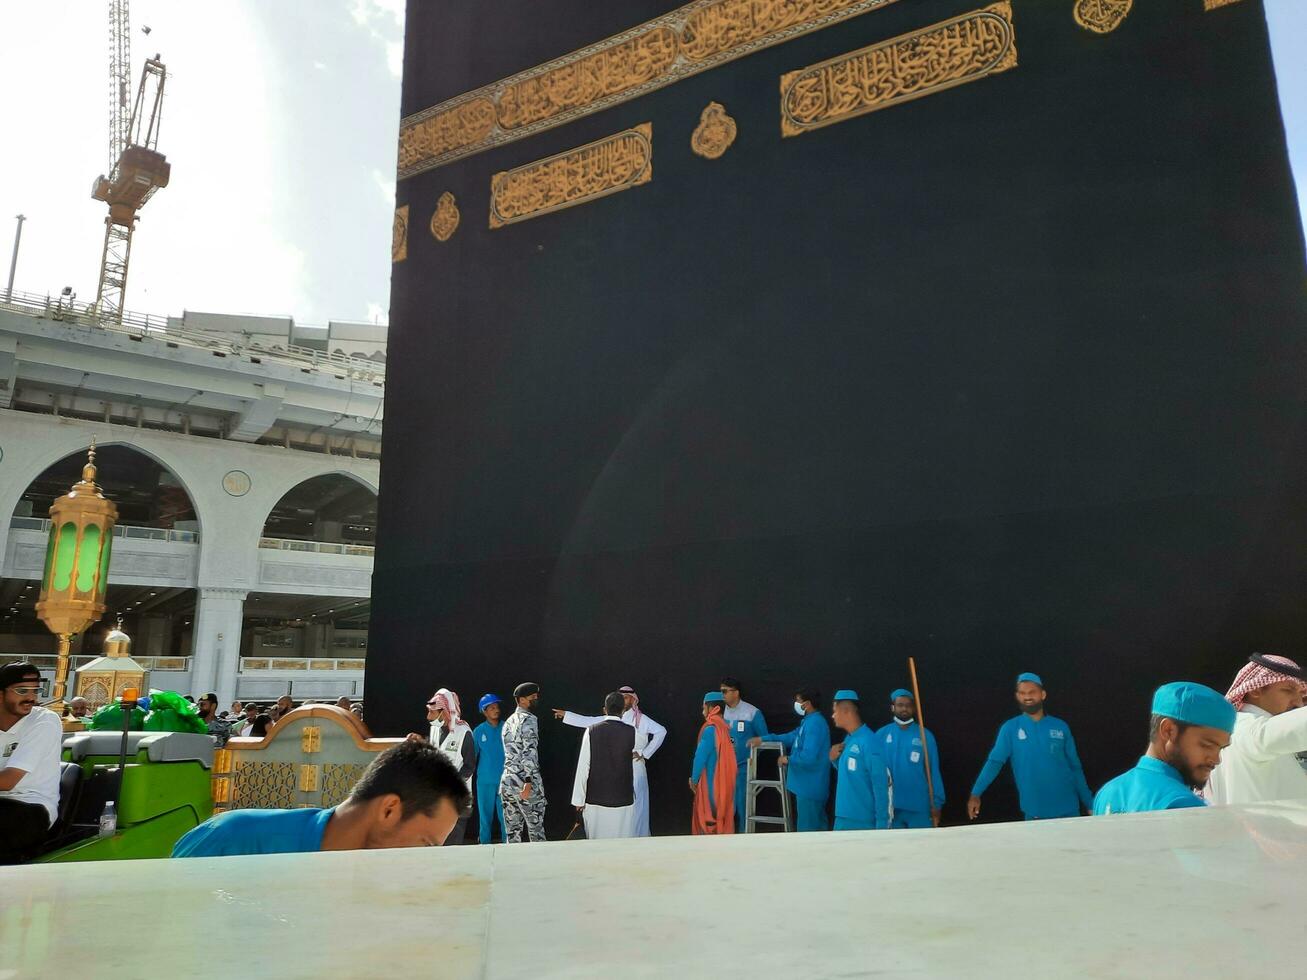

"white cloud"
[365, 302, 387, 325]
[371, 168, 396, 207]
[349, 0, 405, 79]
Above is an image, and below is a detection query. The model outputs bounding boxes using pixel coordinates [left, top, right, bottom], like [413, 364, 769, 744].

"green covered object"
[143, 689, 208, 735]
[88, 703, 146, 731]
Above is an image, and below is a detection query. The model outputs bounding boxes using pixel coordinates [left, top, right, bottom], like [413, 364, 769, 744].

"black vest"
[585, 719, 635, 808]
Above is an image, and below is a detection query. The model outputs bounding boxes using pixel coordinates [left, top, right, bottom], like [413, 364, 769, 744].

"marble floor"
[3, 801, 1306, 979]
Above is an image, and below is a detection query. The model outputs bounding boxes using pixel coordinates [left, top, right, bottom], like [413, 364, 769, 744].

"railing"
[11, 516, 199, 543]
[257, 535, 374, 557]
[22, 654, 192, 672]
[0, 287, 385, 385]
[240, 657, 366, 672]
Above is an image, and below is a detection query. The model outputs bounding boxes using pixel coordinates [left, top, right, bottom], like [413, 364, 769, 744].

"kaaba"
[368, 0, 1307, 836]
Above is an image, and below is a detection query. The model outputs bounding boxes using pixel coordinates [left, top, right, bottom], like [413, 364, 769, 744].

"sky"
[0, 1, 1303, 328]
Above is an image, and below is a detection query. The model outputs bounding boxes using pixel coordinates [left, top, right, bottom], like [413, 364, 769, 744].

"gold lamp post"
[34, 443, 118, 712]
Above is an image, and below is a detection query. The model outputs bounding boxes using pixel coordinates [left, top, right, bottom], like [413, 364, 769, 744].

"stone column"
[191, 587, 247, 705]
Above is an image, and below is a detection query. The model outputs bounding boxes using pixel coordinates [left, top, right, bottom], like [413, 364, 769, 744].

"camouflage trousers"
[501, 790, 547, 843]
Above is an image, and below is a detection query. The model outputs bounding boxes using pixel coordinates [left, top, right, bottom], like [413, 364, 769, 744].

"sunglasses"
[9, 686, 41, 696]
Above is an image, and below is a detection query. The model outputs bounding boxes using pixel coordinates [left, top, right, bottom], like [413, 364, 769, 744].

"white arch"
[2, 430, 208, 538]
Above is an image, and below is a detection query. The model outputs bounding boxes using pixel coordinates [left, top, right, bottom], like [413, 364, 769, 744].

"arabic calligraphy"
[489, 123, 653, 229]
[1073, 0, 1132, 34]
[1203, 0, 1244, 8]
[430, 192, 460, 242]
[780, 2, 1018, 138]
[691, 102, 738, 159]
[497, 28, 677, 131]
[398, 0, 902, 179]
[397, 98, 496, 174]
[392, 205, 408, 263]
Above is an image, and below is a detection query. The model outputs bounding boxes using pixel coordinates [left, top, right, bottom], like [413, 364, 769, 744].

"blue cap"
[1151, 682, 1236, 734]
[890, 688, 912, 701]
[833, 689, 860, 701]
[1016, 672, 1044, 687]
[703, 691, 726, 704]
[478, 693, 501, 712]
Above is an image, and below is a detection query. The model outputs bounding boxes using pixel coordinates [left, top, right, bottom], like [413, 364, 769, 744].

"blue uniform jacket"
[724, 700, 769, 768]
[1092, 756, 1206, 815]
[473, 721, 505, 787]
[770, 711, 831, 802]
[971, 714, 1093, 818]
[875, 720, 944, 813]
[832, 724, 890, 827]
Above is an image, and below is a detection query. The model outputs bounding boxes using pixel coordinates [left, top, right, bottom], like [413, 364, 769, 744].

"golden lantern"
[34, 443, 118, 711]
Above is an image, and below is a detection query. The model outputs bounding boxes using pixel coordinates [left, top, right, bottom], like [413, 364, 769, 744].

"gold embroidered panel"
[691, 102, 737, 159]
[1204, 0, 1244, 9]
[489, 123, 653, 229]
[430, 191, 461, 242]
[780, 2, 1018, 138]
[392, 205, 409, 263]
[398, 0, 903, 179]
[1073, 0, 1132, 34]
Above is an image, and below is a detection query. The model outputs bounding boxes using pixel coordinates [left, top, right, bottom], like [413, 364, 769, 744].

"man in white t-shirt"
[1, 662, 64, 863]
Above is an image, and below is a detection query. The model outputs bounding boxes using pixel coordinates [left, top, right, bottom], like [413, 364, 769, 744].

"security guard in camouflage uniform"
[500, 682, 547, 842]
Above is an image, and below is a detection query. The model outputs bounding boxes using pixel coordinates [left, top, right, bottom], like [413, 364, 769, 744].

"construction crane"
[90, 0, 169, 322]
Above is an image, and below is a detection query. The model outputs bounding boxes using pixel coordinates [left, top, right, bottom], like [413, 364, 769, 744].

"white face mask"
[793, 701, 805, 717]
[894, 716, 913, 726]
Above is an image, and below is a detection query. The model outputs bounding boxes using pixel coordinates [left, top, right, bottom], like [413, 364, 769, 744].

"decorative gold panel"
[430, 191, 461, 242]
[231, 761, 297, 809]
[299, 764, 320, 793]
[301, 726, 322, 754]
[691, 102, 737, 159]
[322, 763, 367, 807]
[392, 205, 409, 263]
[1073, 0, 1132, 34]
[1204, 0, 1244, 9]
[497, 28, 678, 132]
[780, 2, 1018, 138]
[489, 123, 652, 229]
[397, 0, 904, 178]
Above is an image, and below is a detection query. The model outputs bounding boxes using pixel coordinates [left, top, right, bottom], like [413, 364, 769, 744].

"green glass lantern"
[34, 443, 118, 711]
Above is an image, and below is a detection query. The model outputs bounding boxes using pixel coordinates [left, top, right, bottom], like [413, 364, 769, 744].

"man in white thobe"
[555, 684, 667, 837]
[571, 692, 637, 839]
[1204, 653, 1307, 805]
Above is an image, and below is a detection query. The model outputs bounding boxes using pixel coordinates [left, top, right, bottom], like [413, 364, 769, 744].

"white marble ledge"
[2, 801, 1305, 980]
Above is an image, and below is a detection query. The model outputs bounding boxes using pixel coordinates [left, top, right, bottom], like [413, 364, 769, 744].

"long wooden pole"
[907, 656, 939, 827]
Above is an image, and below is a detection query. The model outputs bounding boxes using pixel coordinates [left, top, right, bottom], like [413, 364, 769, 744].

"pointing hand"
[551, 709, 566, 720]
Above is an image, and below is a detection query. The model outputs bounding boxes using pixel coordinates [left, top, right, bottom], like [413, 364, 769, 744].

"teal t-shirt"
[171, 807, 334, 858]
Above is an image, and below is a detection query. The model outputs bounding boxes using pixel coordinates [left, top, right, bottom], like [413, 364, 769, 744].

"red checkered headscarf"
[1224, 654, 1307, 709]
[618, 686, 643, 727]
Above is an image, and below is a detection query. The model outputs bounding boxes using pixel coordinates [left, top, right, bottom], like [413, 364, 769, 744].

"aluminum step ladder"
[745, 740, 792, 832]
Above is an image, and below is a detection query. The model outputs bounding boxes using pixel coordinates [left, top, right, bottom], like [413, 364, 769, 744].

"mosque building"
[0, 293, 386, 708]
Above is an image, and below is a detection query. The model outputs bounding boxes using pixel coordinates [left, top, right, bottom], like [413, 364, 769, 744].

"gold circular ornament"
[1073, 0, 1133, 34]
[691, 102, 737, 160]
[430, 192, 461, 242]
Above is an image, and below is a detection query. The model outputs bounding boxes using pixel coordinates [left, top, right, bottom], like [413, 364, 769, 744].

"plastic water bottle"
[98, 801, 118, 838]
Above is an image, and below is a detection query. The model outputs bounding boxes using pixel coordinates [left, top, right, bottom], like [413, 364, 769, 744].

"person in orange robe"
[690, 692, 738, 834]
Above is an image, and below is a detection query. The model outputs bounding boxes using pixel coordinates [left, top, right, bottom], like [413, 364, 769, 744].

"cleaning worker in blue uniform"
[750, 687, 830, 831]
[1093, 682, 1235, 815]
[472, 693, 506, 844]
[876, 688, 944, 828]
[968, 672, 1093, 821]
[829, 690, 890, 830]
[720, 676, 769, 831]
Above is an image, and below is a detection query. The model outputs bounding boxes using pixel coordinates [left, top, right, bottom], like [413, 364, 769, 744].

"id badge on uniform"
[737, 721, 745, 732]
[910, 751, 920, 763]
[847, 757, 858, 771]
